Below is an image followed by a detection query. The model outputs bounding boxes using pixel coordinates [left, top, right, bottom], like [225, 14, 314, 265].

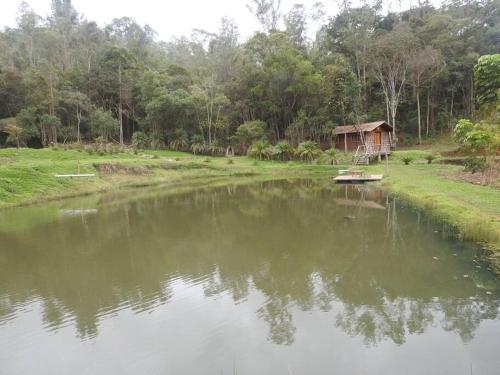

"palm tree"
[249, 140, 272, 160]
[169, 128, 189, 151]
[297, 141, 321, 162]
[320, 148, 338, 165]
[5, 124, 24, 149]
[273, 140, 295, 161]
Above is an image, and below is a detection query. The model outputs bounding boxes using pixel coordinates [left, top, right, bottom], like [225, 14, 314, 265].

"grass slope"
[0, 147, 334, 207]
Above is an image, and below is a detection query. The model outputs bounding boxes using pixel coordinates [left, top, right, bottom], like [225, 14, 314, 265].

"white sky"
[0, 0, 440, 42]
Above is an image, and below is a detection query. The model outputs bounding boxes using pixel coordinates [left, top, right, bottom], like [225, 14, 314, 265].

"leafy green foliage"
[425, 154, 436, 164]
[272, 140, 295, 161]
[297, 141, 321, 162]
[464, 156, 488, 173]
[321, 57, 360, 125]
[169, 128, 189, 151]
[474, 54, 500, 108]
[0, 0, 498, 150]
[233, 121, 267, 149]
[89, 110, 119, 141]
[454, 119, 499, 154]
[15, 107, 39, 142]
[319, 148, 339, 165]
[131, 131, 149, 149]
[453, 119, 475, 145]
[402, 157, 413, 165]
[4, 124, 24, 148]
[248, 140, 273, 160]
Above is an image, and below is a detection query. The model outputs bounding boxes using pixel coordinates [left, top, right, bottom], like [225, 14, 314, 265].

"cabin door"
[374, 130, 382, 146]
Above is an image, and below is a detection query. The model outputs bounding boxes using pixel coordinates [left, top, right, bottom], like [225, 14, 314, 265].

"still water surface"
[0, 180, 499, 375]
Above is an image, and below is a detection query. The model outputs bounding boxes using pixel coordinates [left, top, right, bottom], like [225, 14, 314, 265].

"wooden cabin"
[334, 121, 393, 155]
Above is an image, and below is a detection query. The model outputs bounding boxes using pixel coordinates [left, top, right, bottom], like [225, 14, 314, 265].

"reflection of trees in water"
[258, 297, 297, 345]
[0, 181, 499, 345]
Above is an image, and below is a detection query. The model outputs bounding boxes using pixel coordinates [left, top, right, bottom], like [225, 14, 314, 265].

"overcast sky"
[0, 0, 439, 42]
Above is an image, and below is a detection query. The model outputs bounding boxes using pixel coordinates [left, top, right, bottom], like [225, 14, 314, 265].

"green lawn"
[0, 147, 335, 207]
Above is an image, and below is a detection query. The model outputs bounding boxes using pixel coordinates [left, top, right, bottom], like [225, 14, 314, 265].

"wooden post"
[344, 134, 347, 153]
[385, 152, 388, 174]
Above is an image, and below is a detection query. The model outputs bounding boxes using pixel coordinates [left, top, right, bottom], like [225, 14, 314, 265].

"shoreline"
[1, 148, 499, 272]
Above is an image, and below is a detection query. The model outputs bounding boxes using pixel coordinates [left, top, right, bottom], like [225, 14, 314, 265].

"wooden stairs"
[352, 145, 370, 165]
[352, 145, 390, 165]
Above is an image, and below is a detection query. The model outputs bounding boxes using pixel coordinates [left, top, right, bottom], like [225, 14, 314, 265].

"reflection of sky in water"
[2, 279, 499, 375]
[0, 181, 499, 374]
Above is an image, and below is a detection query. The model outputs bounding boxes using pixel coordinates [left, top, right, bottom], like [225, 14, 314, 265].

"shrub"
[297, 141, 321, 162]
[248, 140, 272, 160]
[425, 154, 436, 164]
[190, 142, 206, 155]
[320, 148, 338, 165]
[464, 156, 487, 173]
[272, 140, 295, 161]
[207, 142, 225, 156]
[150, 133, 165, 150]
[454, 119, 499, 154]
[402, 157, 413, 165]
[232, 121, 267, 152]
[4, 124, 25, 149]
[132, 131, 149, 149]
[89, 109, 119, 141]
[169, 128, 189, 151]
[453, 119, 474, 145]
[227, 158, 234, 164]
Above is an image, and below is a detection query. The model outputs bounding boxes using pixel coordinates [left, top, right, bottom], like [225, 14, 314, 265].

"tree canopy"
[0, 0, 498, 149]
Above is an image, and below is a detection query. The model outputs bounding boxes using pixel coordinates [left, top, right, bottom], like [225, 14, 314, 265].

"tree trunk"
[386, 100, 390, 125]
[426, 88, 430, 137]
[449, 88, 454, 130]
[470, 74, 474, 117]
[76, 105, 82, 143]
[416, 86, 421, 144]
[391, 109, 396, 139]
[118, 63, 124, 145]
[29, 35, 34, 67]
[48, 72, 57, 145]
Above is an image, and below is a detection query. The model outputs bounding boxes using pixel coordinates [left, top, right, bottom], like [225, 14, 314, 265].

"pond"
[0, 180, 499, 375]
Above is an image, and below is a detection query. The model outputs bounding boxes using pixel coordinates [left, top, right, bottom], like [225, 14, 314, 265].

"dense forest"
[0, 0, 498, 152]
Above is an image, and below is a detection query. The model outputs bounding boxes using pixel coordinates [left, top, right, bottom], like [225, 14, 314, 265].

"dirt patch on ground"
[441, 149, 468, 157]
[453, 166, 500, 189]
[93, 163, 152, 175]
[0, 157, 16, 164]
[438, 158, 466, 165]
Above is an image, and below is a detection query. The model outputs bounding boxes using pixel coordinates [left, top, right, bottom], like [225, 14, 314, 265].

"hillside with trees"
[0, 0, 498, 151]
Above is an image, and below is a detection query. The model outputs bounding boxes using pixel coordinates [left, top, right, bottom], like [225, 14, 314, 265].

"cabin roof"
[334, 121, 392, 135]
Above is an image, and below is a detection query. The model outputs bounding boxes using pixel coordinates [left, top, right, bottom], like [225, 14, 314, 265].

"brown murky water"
[0, 180, 499, 375]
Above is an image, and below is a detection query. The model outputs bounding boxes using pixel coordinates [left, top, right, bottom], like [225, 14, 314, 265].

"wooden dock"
[333, 174, 383, 183]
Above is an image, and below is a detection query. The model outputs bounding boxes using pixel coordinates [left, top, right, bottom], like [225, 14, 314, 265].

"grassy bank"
[0, 147, 335, 208]
[364, 154, 500, 271]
